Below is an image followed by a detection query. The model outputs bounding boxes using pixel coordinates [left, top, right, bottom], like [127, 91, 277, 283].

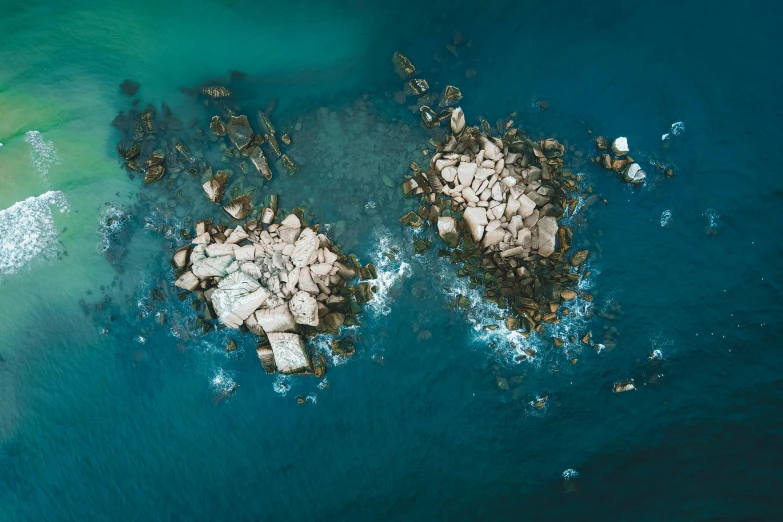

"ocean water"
[1, 0, 782, 520]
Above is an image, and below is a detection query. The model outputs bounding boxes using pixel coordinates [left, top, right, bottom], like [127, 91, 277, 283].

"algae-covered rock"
[223, 194, 252, 220]
[226, 115, 254, 151]
[331, 339, 355, 357]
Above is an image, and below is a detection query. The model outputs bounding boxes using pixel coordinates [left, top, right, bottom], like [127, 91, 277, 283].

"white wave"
[96, 204, 131, 254]
[134, 336, 146, 344]
[660, 210, 672, 227]
[305, 394, 317, 404]
[24, 131, 59, 182]
[562, 469, 579, 480]
[703, 208, 719, 227]
[0, 190, 69, 278]
[661, 121, 686, 141]
[365, 229, 411, 316]
[273, 374, 290, 396]
[210, 368, 237, 395]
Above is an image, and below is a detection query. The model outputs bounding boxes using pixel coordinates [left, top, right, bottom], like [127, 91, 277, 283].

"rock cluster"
[173, 211, 373, 375]
[594, 135, 646, 184]
[392, 53, 587, 336]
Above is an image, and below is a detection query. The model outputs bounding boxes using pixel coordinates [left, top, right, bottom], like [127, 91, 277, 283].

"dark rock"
[331, 339, 355, 357]
[223, 194, 252, 220]
[119, 79, 140, 97]
[226, 115, 254, 151]
[144, 165, 165, 184]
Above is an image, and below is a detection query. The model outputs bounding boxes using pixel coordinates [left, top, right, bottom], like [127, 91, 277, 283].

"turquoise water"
[2, 0, 783, 520]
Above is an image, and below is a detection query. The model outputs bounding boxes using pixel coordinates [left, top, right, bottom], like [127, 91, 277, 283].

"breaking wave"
[364, 228, 411, 316]
[660, 210, 673, 227]
[24, 131, 59, 182]
[97, 204, 131, 253]
[661, 121, 686, 141]
[0, 191, 70, 278]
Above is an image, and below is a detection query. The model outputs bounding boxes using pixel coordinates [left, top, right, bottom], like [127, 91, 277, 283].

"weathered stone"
[291, 227, 318, 267]
[173, 246, 190, 269]
[561, 289, 577, 300]
[571, 250, 589, 266]
[611, 137, 629, 156]
[211, 271, 270, 328]
[192, 255, 233, 279]
[420, 106, 438, 128]
[331, 339, 355, 357]
[320, 312, 345, 333]
[393, 52, 416, 77]
[458, 162, 477, 186]
[267, 333, 310, 374]
[541, 138, 564, 158]
[256, 304, 297, 333]
[175, 271, 199, 291]
[439, 85, 462, 108]
[517, 194, 536, 218]
[451, 107, 466, 135]
[202, 171, 230, 204]
[249, 146, 272, 180]
[595, 136, 608, 150]
[407, 78, 429, 96]
[613, 380, 635, 393]
[437, 217, 460, 248]
[536, 216, 558, 257]
[256, 344, 277, 373]
[210, 116, 226, 136]
[226, 115, 254, 151]
[289, 291, 319, 326]
[623, 163, 646, 184]
[463, 207, 488, 242]
[144, 165, 165, 184]
[223, 195, 252, 220]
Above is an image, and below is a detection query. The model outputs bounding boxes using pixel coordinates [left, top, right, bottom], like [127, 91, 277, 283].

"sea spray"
[24, 131, 59, 183]
[0, 190, 69, 278]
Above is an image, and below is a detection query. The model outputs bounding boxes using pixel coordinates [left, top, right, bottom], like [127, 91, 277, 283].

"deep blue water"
[1, 0, 783, 520]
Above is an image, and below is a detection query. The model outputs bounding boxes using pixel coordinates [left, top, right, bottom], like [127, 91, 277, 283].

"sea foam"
[0, 191, 69, 278]
[24, 131, 59, 182]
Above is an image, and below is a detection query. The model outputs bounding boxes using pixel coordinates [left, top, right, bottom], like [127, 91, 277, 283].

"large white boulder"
[291, 227, 318, 267]
[211, 271, 270, 328]
[479, 136, 503, 161]
[516, 193, 537, 218]
[457, 162, 477, 186]
[437, 216, 460, 247]
[255, 304, 297, 333]
[536, 216, 558, 257]
[463, 206, 488, 242]
[267, 333, 310, 374]
[623, 163, 646, 183]
[175, 271, 199, 291]
[288, 291, 319, 326]
[450, 107, 465, 135]
[191, 255, 233, 279]
[611, 137, 629, 156]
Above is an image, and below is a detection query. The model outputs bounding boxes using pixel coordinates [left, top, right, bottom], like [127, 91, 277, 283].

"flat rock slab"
[267, 333, 310, 374]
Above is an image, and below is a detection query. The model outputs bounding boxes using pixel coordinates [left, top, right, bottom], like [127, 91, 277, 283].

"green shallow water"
[2, 0, 783, 520]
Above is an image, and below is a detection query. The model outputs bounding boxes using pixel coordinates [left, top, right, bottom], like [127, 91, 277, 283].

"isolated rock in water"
[192, 255, 233, 279]
[226, 115, 254, 151]
[463, 207, 488, 242]
[267, 333, 310, 374]
[224, 194, 252, 220]
[174, 271, 199, 291]
[249, 146, 272, 180]
[291, 227, 318, 267]
[537, 216, 558, 257]
[611, 137, 629, 156]
[144, 165, 165, 184]
[451, 107, 465, 135]
[439, 85, 462, 108]
[289, 291, 319, 326]
[119, 79, 140, 97]
[211, 271, 270, 328]
[437, 216, 460, 248]
[202, 171, 229, 204]
[623, 163, 646, 183]
[256, 304, 297, 333]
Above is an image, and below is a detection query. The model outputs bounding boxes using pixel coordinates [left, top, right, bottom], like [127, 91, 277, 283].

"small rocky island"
[113, 78, 375, 377]
[173, 211, 374, 375]
[393, 53, 590, 353]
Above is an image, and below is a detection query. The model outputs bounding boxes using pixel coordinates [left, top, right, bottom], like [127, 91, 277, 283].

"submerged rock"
[439, 85, 462, 108]
[223, 194, 252, 220]
[393, 52, 416, 77]
[226, 115, 254, 151]
[200, 86, 232, 99]
[202, 171, 230, 204]
[144, 165, 165, 184]
[249, 146, 272, 180]
[119, 79, 140, 97]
